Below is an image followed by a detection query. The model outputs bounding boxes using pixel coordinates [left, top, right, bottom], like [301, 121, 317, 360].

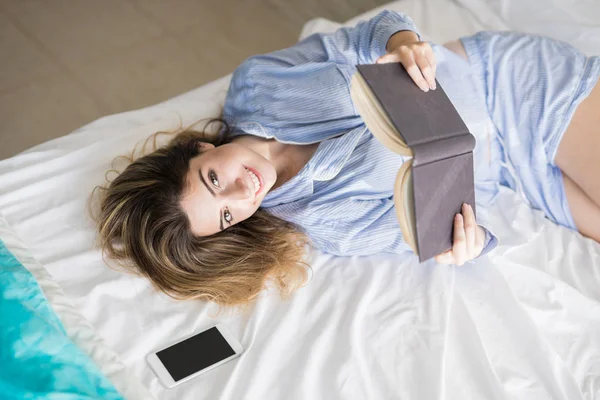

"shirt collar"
[261, 126, 366, 207]
[308, 126, 365, 181]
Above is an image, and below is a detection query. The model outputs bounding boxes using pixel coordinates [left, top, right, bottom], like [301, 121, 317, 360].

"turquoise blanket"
[0, 239, 124, 400]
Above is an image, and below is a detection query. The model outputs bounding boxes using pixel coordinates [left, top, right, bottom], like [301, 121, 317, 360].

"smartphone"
[146, 324, 244, 388]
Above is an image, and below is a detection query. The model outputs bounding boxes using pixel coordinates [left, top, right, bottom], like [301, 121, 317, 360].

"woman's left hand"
[376, 31, 437, 92]
[434, 203, 486, 266]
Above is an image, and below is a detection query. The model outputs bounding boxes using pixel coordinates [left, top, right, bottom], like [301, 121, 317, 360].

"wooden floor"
[0, 0, 389, 160]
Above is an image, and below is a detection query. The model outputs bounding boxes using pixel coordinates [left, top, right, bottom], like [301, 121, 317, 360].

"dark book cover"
[356, 62, 477, 262]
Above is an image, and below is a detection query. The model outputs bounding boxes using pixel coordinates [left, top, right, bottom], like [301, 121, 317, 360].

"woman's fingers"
[375, 53, 399, 64]
[424, 47, 437, 82]
[463, 203, 476, 259]
[397, 47, 430, 91]
[376, 42, 437, 92]
[413, 48, 436, 90]
[452, 212, 467, 266]
[435, 204, 482, 266]
[434, 249, 453, 264]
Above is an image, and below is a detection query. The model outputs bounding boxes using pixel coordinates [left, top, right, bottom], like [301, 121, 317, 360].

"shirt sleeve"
[294, 196, 498, 260]
[222, 10, 421, 143]
[472, 202, 499, 257]
[285, 197, 414, 257]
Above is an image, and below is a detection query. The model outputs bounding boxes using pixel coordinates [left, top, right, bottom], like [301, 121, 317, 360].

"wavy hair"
[91, 117, 312, 313]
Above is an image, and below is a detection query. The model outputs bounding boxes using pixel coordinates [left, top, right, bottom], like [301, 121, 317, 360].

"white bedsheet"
[1, 0, 599, 399]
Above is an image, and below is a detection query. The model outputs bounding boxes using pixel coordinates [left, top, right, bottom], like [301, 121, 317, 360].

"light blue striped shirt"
[222, 10, 499, 259]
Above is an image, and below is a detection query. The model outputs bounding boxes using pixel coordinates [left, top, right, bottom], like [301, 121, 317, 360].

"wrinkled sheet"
[0, 0, 599, 398]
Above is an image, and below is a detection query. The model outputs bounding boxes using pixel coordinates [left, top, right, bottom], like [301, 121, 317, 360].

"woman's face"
[180, 142, 278, 236]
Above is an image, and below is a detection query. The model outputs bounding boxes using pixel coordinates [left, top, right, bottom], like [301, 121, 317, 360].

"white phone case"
[146, 323, 244, 388]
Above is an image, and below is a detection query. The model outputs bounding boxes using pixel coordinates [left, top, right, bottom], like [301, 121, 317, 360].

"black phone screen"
[156, 327, 236, 382]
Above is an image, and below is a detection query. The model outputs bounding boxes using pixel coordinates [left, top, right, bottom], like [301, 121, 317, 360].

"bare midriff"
[443, 40, 469, 61]
[560, 77, 600, 154]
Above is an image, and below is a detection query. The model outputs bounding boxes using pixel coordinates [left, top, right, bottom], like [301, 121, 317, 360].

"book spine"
[410, 133, 476, 167]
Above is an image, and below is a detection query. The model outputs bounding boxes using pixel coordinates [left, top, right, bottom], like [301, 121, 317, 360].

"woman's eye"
[224, 208, 232, 223]
[209, 171, 220, 188]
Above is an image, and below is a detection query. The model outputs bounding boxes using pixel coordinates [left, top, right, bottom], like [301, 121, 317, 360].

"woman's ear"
[198, 142, 215, 151]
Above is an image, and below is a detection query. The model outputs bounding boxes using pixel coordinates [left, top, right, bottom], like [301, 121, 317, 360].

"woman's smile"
[244, 166, 264, 197]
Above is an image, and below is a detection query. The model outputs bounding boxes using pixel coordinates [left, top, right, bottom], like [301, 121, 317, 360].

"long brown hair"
[91, 118, 312, 313]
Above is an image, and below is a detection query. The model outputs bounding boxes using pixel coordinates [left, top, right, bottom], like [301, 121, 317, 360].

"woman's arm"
[223, 10, 422, 144]
[278, 197, 497, 262]
[262, 10, 422, 67]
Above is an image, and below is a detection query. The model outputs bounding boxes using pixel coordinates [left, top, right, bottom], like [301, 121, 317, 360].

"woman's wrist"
[386, 30, 420, 53]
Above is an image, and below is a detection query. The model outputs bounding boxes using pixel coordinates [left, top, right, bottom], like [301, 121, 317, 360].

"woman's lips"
[244, 165, 264, 197]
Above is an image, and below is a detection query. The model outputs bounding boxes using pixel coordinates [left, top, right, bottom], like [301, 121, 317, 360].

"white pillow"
[300, 0, 600, 55]
[298, 0, 489, 45]
[454, 0, 600, 55]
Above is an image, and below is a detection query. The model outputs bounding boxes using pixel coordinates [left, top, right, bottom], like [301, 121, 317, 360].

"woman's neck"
[231, 135, 319, 190]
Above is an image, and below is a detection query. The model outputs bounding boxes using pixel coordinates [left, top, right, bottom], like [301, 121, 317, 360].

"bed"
[1, 0, 599, 398]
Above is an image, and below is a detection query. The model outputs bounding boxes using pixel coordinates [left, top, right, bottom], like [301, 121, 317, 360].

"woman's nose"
[223, 177, 253, 201]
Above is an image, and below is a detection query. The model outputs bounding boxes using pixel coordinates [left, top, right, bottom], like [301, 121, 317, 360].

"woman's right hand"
[434, 203, 485, 266]
[375, 31, 437, 92]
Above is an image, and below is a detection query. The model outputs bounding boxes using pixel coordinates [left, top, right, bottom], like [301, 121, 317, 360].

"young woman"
[96, 10, 600, 308]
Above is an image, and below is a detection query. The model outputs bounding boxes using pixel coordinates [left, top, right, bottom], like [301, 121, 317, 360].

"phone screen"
[156, 327, 236, 382]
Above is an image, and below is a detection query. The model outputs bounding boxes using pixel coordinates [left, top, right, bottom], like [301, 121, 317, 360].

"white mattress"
[1, 0, 599, 399]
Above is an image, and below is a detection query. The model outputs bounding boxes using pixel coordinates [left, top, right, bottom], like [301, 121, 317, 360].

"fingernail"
[422, 87, 429, 92]
[431, 84, 436, 90]
[455, 214, 460, 220]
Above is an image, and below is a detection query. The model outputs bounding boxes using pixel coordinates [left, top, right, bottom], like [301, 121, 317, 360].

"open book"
[350, 62, 476, 262]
